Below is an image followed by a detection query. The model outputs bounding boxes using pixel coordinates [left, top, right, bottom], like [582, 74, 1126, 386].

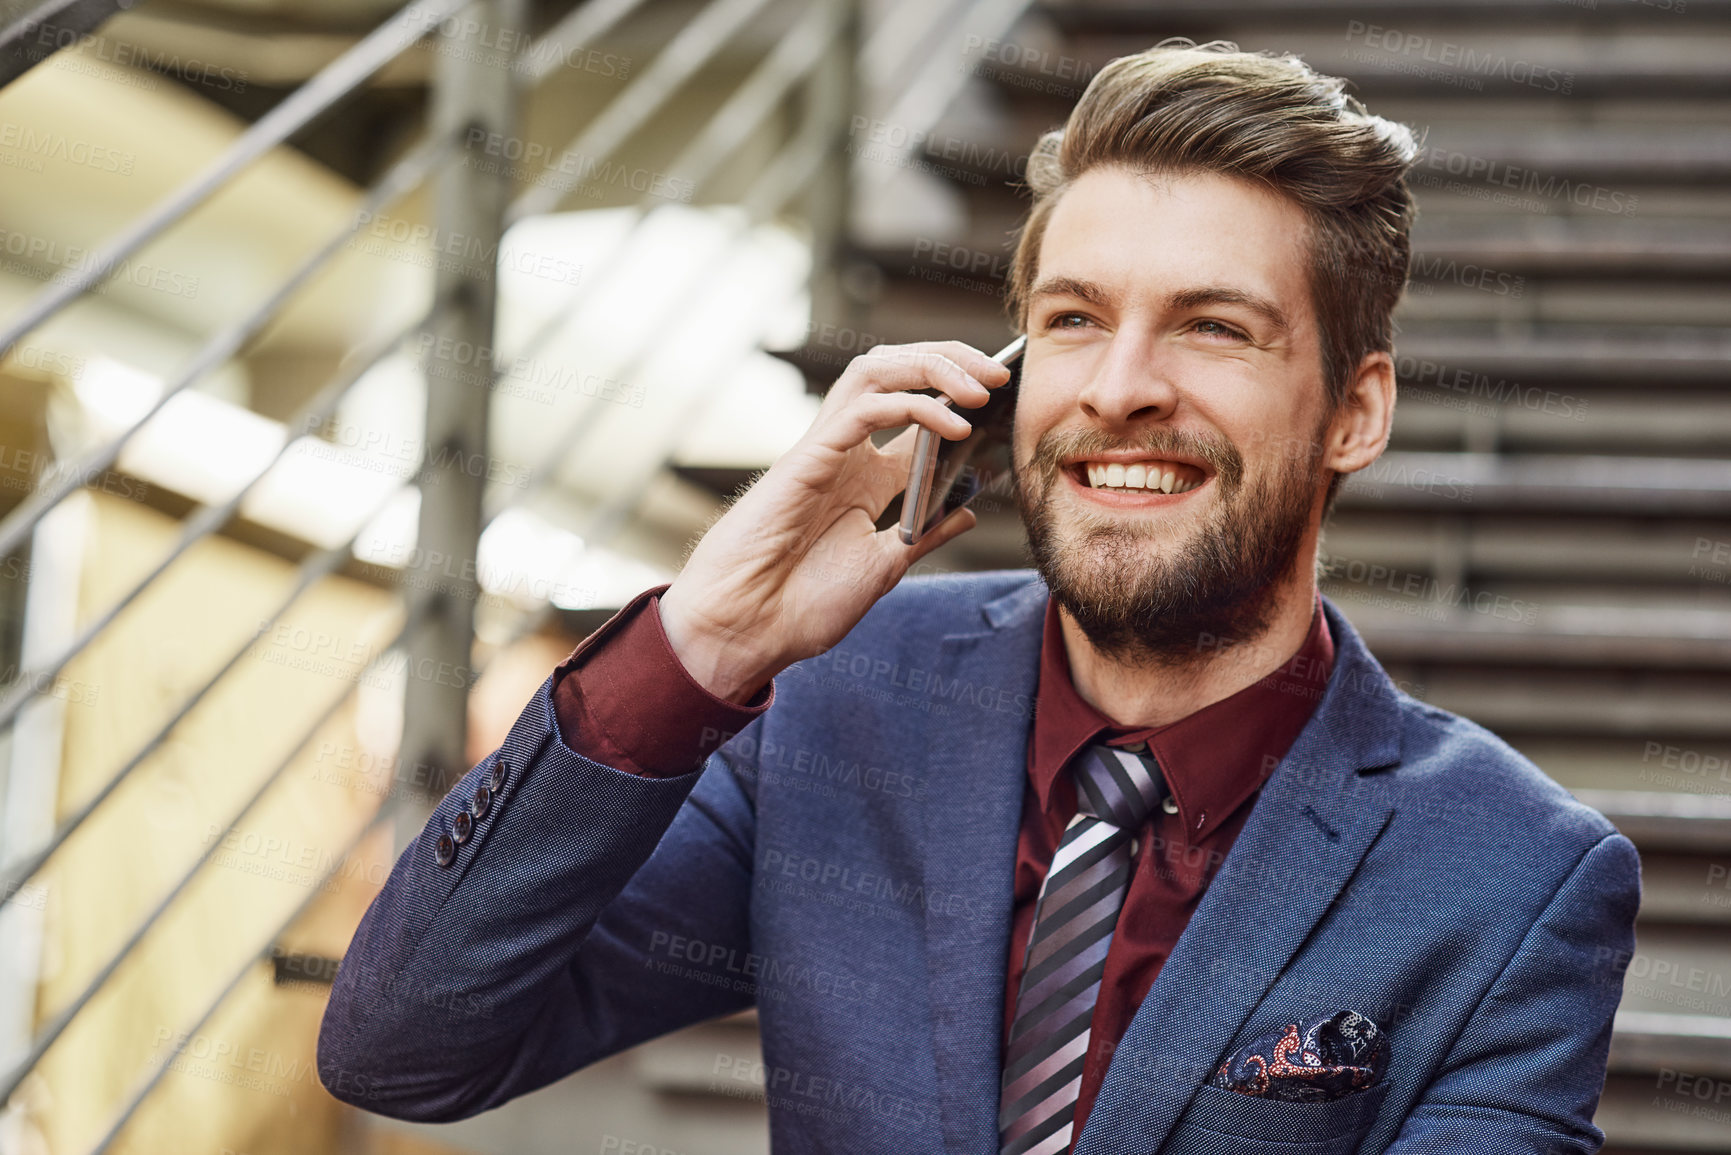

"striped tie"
[998, 741, 1167, 1155]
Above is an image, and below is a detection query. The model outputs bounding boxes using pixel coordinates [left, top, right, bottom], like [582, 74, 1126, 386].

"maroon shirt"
[551, 583, 1334, 1133]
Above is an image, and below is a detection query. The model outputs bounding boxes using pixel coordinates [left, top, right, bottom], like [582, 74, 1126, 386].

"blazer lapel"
[919, 577, 1047, 1155]
[1075, 601, 1405, 1155]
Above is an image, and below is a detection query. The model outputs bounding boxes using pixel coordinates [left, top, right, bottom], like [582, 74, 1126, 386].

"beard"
[1015, 422, 1323, 668]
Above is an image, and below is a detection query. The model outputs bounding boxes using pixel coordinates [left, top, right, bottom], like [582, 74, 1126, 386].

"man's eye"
[1193, 319, 1247, 340]
[1049, 313, 1090, 329]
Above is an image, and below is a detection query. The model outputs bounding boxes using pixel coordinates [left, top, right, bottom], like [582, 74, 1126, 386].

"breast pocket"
[1159, 1079, 1390, 1155]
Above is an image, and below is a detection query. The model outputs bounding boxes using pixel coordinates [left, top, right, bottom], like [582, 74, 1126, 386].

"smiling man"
[320, 40, 1641, 1155]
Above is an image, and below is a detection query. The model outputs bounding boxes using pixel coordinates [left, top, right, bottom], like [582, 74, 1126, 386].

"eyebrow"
[1028, 276, 1292, 336]
[1028, 275, 1118, 310]
[1169, 285, 1292, 336]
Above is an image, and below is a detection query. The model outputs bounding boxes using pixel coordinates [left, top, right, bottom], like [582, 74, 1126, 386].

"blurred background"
[0, 0, 1725, 1151]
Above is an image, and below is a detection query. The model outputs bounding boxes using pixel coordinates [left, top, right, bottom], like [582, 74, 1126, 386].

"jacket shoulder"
[1385, 694, 1621, 853]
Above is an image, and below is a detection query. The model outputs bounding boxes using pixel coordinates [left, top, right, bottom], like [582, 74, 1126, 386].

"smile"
[1073, 458, 1206, 495]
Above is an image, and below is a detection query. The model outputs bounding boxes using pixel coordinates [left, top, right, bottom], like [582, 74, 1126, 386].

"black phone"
[897, 336, 1025, 545]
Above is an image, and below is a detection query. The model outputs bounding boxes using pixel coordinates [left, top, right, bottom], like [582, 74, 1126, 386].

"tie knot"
[1073, 743, 1166, 829]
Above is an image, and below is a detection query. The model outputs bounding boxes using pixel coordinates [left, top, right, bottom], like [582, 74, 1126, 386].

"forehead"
[1035, 166, 1315, 318]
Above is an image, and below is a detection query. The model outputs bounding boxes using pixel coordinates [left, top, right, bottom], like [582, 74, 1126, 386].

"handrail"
[0, 0, 888, 1141]
[0, 302, 442, 742]
[0, 124, 460, 564]
[0, 452, 430, 901]
[515, 0, 655, 88]
[507, 0, 781, 222]
[0, 0, 466, 363]
[88, 801, 402, 1155]
[483, 50, 838, 528]
[583, 128, 832, 547]
[478, 0, 848, 522]
[861, 0, 1036, 188]
[0, 604, 421, 1105]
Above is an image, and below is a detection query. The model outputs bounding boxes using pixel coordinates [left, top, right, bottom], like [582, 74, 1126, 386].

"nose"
[1074, 334, 1179, 429]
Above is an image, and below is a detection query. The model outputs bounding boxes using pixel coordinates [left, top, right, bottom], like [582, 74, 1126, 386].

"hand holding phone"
[898, 335, 1025, 545]
[657, 339, 1009, 702]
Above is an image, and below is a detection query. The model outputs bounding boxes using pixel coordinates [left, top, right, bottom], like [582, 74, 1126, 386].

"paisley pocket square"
[1209, 1010, 1388, 1103]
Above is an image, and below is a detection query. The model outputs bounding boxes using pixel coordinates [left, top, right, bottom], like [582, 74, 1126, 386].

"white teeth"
[1082, 459, 1201, 493]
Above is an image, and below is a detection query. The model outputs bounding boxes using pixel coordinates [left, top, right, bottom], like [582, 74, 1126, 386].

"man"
[319, 41, 1640, 1155]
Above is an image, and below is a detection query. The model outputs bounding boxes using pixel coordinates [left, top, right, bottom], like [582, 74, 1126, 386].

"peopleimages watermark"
[1638, 740, 1731, 795]
[1692, 537, 1731, 587]
[0, 446, 150, 505]
[19, 23, 248, 94]
[1321, 554, 1540, 625]
[1595, 947, 1731, 1014]
[406, 4, 632, 80]
[958, 34, 1096, 99]
[1410, 144, 1638, 217]
[1397, 355, 1588, 423]
[847, 116, 1029, 188]
[0, 227, 199, 300]
[1343, 21, 1575, 94]
[646, 931, 882, 1002]
[1, 877, 48, 912]
[463, 127, 694, 203]
[905, 237, 1010, 297]
[409, 332, 646, 409]
[352, 209, 585, 287]
[0, 123, 134, 175]
[710, 1054, 931, 1129]
[149, 1027, 322, 1101]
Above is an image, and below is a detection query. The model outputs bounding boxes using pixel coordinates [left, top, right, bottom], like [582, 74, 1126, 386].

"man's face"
[1012, 166, 1335, 664]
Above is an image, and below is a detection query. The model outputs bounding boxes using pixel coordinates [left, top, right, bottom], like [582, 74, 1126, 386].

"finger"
[812, 390, 972, 457]
[904, 340, 1015, 389]
[899, 503, 976, 565]
[832, 347, 995, 411]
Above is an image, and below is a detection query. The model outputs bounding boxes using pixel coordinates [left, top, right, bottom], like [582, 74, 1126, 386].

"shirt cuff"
[550, 583, 773, 778]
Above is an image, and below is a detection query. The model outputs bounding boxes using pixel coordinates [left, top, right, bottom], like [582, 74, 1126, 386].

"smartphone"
[897, 335, 1025, 545]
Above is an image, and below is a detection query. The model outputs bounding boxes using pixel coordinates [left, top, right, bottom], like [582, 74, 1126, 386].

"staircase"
[758, 1, 1731, 1150]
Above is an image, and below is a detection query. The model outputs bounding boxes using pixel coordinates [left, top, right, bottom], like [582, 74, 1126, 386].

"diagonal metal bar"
[482, 7, 844, 522]
[489, 88, 833, 532]
[0, 605, 420, 1106]
[0, 0, 128, 90]
[0, 0, 839, 898]
[506, 0, 779, 222]
[88, 801, 402, 1155]
[0, 451, 427, 902]
[860, 0, 1035, 189]
[0, 124, 459, 565]
[0, 303, 439, 741]
[516, 0, 654, 89]
[0, 0, 465, 362]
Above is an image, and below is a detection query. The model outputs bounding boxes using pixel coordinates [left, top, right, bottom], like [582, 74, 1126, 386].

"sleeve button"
[435, 833, 456, 867]
[489, 758, 508, 792]
[470, 785, 491, 820]
[452, 809, 473, 844]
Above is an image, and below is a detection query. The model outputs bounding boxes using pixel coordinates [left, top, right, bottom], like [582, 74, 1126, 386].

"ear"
[1323, 350, 1395, 476]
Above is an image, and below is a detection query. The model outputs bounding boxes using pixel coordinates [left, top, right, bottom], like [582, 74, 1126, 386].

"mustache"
[1019, 426, 1245, 494]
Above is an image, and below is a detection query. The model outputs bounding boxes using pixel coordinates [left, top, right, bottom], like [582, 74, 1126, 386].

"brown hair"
[1007, 39, 1419, 420]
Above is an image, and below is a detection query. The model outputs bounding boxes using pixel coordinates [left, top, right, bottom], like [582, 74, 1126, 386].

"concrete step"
[1338, 452, 1731, 515]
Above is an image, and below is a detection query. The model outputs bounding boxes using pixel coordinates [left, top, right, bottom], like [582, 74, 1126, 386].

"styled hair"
[1007, 39, 1420, 422]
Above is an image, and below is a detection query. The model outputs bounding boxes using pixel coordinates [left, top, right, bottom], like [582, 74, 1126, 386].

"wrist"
[657, 589, 777, 705]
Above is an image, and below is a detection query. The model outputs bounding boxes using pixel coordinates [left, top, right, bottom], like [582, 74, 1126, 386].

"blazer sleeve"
[1383, 830, 1642, 1154]
[316, 667, 764, 1122]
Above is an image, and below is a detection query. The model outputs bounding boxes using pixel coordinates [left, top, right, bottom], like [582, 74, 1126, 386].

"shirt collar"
[1029, 592, 1336, 842]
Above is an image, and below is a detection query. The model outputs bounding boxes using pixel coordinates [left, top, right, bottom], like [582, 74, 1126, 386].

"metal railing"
[0, 0, 1036, 1146]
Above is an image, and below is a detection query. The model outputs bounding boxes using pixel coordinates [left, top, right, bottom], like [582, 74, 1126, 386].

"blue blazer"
[319, 571, 1640, 1154]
